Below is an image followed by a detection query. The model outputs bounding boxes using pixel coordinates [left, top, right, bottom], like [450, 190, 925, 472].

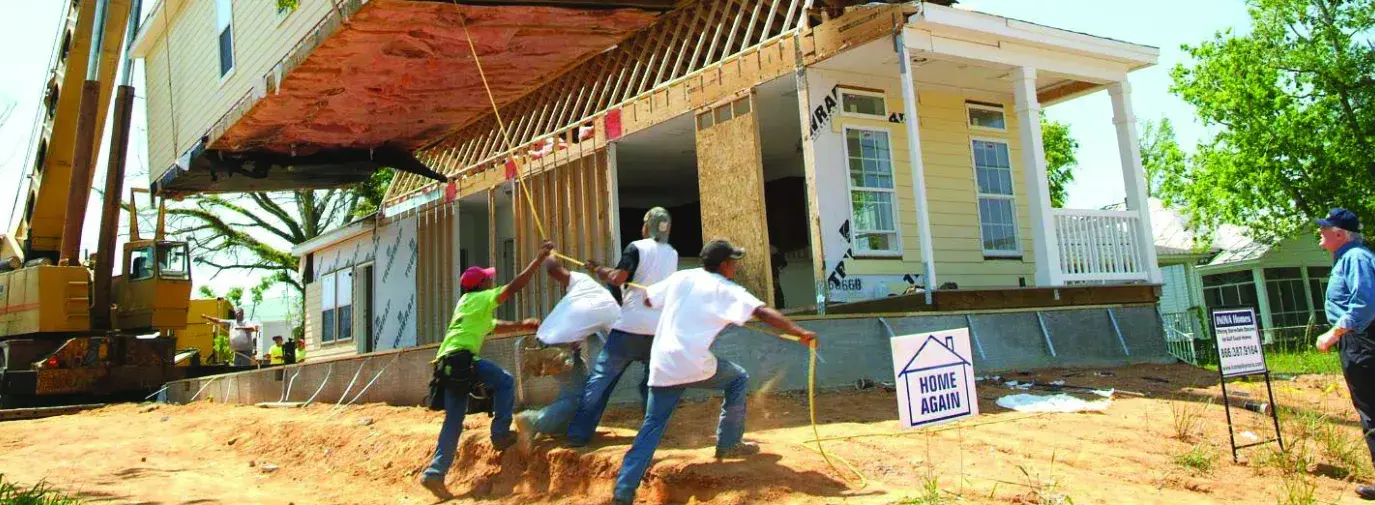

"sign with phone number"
[1212, 308, 1267, 378]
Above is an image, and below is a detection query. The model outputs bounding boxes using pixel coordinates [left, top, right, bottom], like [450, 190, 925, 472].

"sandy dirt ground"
[1, 363, 1372, 505]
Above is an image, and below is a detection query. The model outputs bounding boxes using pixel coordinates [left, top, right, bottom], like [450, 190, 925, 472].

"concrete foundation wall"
[165, 304, 1172, 407]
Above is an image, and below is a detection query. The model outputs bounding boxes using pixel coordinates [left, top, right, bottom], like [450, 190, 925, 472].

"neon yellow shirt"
[268, 344, 284, 365]
[295, 348, 305, 363]
[436, 286, 505, 358]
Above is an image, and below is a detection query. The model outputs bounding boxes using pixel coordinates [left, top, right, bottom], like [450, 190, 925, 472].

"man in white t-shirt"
[201, 307, 259, 366]
[611, 239, 817, 505]
[566, 207, 679, 446]
[514, 258, 620, 442]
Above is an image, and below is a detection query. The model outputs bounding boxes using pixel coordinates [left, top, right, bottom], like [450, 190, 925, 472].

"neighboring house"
[136, 1, 1170, 368]
[1145, 199, 1332, 348]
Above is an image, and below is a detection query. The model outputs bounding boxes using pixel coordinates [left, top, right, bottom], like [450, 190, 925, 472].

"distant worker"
[612, 239, 817, 505]
[202, 307, 258, 366]
[514, 257, 620, 444]
[420, 240, 554, 499]
[265, 336, 286, 365]
[1313, 208, 1375, 501]
[567, 207, 679, 447]
[294, 338, 307, 363]
[770, 244, 787, 308]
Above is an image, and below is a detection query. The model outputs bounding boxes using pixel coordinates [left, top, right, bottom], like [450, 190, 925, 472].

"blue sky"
[0, 0, 1254, 286]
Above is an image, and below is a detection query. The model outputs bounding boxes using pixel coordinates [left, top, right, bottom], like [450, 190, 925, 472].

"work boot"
[611, 497, 634, 505]
[419, 474, 452, 500]
[715, 441, 761, 459]
[1357, 484, 1375, 500]
[493, 432, 518, 452]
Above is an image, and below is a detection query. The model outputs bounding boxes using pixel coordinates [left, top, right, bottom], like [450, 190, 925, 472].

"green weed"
[1275, 474, 1317, 505]
[0, 475, 84, 505]
[1170, 399, 1210, 442]
[1174, 444, 1217, 474]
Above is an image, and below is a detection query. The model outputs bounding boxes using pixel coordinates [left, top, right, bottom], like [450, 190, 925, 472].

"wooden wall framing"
[386, 0, 915, 205]
[512, 148, 616, 319]
[414, 202, 459, 345]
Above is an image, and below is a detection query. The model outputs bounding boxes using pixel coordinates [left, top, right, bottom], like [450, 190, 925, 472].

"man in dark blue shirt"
[1314, 208, 1375, 500]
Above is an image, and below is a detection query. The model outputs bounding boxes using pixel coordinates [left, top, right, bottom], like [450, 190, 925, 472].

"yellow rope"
[452, 4, 862, 488]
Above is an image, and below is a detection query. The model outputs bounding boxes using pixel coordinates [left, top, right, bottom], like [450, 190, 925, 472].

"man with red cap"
[420, 240, 554, 499]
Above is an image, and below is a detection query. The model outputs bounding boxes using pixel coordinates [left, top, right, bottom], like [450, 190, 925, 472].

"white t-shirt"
[613, 238, 679, 335]
[537, 272, 620, 345]
[645, 268, 764, 387]
[228, 320, 259, 352]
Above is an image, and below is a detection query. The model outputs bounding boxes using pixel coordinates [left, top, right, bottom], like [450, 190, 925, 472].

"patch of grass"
[0, 475, 84, 505]
[1174, 444, 1217, 474]
[1170, 399, 1210, 442]
[1315, 423, 1373, 481]
[1266, 350, 1342, 376]
[1015, 457, 1074, 505]
[1258, 438, 1314, 476]
[1276, 474, 1318, 505]
[894, 468, 947, 505]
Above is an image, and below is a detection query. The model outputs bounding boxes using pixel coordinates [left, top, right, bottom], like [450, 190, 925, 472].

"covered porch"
[797, 3, 1160, 306]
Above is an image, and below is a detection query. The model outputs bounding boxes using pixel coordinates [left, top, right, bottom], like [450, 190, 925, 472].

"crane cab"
[112, 239, 191, 332]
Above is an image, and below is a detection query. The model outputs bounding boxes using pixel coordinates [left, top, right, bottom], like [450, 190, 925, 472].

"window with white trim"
[319, 269, 354, 343]
[839, 88, 887, 118]
[972, 139, 1019, 255]
[844, 127, 899, 255]
[215, 0, 234, 77]
[967, 103, 1006, 131]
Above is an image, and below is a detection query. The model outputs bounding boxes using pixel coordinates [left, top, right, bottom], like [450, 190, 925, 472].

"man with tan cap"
[612, 239, 817, 505]
[567, 207, 678, 446]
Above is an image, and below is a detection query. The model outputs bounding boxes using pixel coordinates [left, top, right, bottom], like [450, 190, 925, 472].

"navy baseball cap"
[701, 239, 745, 269]
[1317, 208, 1361, 233]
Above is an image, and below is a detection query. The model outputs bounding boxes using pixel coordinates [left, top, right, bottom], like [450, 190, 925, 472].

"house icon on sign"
[897, 335, 974, 427]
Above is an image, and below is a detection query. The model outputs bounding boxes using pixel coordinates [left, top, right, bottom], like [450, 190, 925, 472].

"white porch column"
[1252, 267, 1274, 341]
[1108, 81, 1163, 284]
[898, 32, 937, 304]
[1011, 67, 1062, 286]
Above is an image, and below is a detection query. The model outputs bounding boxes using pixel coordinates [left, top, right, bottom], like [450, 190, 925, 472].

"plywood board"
[695, 93, 775, 305]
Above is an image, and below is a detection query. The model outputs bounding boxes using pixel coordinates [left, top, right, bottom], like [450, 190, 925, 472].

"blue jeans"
[613, 358, 749, 502]
[528, 348, 588, 435]
[566, 330, 652, 444]
[423, 358, 515, 479]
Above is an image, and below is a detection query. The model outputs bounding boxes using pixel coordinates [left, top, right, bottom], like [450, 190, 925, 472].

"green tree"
[1139, 117, 1188, 197]
[166, 168, 394, 297]
[1042, 114, 1079, 208]
[1162, 0, 1375, 243]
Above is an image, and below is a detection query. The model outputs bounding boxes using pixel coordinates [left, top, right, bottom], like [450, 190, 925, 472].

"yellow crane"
[0, 0, 224, 407]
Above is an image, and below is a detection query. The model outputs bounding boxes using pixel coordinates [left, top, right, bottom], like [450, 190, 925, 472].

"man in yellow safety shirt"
[265, 336, 286, 365]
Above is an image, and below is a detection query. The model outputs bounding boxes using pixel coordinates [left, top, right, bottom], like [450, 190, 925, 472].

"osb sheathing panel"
[512, 149, 613, 319]
[804, 4, 910, 63]
[695, 94, 774, 305]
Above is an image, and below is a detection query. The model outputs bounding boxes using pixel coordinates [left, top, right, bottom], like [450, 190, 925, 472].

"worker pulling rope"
[449, 4, 863, 489]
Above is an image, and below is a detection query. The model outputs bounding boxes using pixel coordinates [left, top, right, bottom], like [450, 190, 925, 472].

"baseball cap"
[460, 266, 497, 289]
[1317, 208, 1361, 233]
[701, 239, 745, 269]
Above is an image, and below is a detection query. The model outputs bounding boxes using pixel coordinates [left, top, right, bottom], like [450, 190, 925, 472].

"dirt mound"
[1, 364, 1372, 505]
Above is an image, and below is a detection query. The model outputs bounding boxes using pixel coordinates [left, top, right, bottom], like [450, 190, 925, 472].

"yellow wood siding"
[304, 279, 321, 349]
[833, 87, 1035, 289]
[141, 0, 332, 183]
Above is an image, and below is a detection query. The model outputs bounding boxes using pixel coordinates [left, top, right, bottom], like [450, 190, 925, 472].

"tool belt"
[425, 350, 496, 416]
[521, 339, 576, 378]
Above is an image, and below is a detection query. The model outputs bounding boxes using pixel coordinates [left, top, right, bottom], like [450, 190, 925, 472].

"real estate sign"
[890, 328, 978, 428]
[1212, 308, 1267, 378]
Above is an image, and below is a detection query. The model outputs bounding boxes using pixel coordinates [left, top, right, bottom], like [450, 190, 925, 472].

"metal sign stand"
[1212, 306, 1285, 463]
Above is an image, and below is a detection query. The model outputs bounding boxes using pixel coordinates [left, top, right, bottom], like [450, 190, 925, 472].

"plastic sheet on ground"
[995, 393, 1113, 413]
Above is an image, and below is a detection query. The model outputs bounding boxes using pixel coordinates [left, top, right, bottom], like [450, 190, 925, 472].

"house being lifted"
[131, 0, 1176, 405]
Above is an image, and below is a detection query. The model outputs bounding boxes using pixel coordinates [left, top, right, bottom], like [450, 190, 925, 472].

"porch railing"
[1052, 209, 1149, 283]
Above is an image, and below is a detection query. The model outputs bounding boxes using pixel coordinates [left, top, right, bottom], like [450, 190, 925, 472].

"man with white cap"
[420, 240, 553, 499]
[566, 207, 678, 446]
[612, 239, 817, 505]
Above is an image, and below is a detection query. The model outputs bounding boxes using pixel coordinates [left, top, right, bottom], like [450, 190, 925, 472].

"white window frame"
[841, 125, 902, 257]
[215, 0, 236, 83]
[966, 103, 1008, 133]
[969, 136, 1021, 257]
[276, 0, 297, 24]
[318, 268, 356, 344]
[837, 87, 889, 120]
